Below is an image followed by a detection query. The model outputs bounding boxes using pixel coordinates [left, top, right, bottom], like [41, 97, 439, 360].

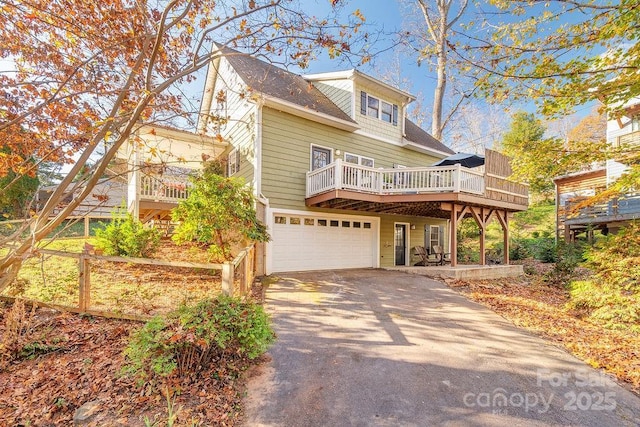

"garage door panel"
[271, 214, 376, 272]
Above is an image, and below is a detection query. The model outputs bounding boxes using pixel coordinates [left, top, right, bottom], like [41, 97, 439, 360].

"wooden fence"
[2, 244, 256, 321]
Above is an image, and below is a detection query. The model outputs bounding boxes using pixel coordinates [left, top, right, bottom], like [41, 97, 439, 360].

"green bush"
[508, 238, 531, 260]
[123, 295, 275, 383]
[96, 213, 161, 257]
[534, 237, 557, 263]
[172, 163, 269, 262]
[566, 222, 640, 331]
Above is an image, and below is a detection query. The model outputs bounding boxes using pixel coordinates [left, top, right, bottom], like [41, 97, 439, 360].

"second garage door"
[271, 213, 378, 272]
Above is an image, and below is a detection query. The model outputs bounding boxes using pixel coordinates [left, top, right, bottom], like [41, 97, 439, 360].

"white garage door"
[271, 213, 377, 272]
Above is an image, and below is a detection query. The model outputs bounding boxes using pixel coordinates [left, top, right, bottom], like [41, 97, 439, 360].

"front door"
[394, 224, 407, 266]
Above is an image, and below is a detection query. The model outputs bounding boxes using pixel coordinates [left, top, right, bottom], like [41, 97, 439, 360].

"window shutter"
[392, 104, 398, 126]
[360, 91, 367, 115]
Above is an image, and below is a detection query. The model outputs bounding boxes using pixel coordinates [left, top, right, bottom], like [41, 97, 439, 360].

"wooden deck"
[305, 150, 529, 213]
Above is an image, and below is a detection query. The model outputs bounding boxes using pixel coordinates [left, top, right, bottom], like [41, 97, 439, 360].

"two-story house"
[555, 98, 640, 241]
[122, 48, 528, 274]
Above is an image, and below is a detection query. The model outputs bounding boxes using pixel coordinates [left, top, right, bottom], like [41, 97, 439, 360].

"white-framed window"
[344, 152, 375, 167]
[426, 225, 441, 253]
[310, 144, 332, 171]
[360, 91, 398, 126]
[632, 115, 640, 132]
[227, 148, 240, 176]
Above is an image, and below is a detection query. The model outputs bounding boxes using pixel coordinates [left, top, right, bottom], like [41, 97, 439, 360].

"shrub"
[0, 300, 37, 370]
[96, 213, 161, 257]
[123, 295, 275, 384]
[171, 164, 269, 262]
[509, 238, 531, 261]
[534, 237, 557, 263]
[566, 221, 640, 331]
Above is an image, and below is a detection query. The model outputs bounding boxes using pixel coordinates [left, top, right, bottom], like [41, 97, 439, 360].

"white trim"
[350, 78, 356, 119]
[310, 143, 334, 171]
[428, 225, 441, 252]
[262, 96, 359, 132]
[255, 102, 263, 196]
[344, 151, 375, 167]
[265, 208, 381, 274]
[401, 140, 452, 159]
[303, 70, 355, 81]
[394, 222, 411, 266]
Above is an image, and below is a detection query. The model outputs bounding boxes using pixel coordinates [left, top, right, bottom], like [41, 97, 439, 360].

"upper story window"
[632, 115, 640, 132]
[227, 148, 240, 176]
[360, 91, 398, 126]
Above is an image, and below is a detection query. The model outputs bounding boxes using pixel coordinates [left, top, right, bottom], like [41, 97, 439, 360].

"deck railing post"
[453, 164, 461, 193]
[334, 159, 342, 191]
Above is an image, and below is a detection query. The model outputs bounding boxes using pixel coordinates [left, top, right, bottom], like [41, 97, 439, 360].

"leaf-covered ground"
[0, 279, 267, 426]
[447, 263, 640, 395]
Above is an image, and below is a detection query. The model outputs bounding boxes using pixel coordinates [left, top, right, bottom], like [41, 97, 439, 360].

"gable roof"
[221, 50, 356, 125]
[404, 119, 455, 155]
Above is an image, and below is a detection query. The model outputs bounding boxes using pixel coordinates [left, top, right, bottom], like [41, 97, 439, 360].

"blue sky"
[122, 0, 600, 149]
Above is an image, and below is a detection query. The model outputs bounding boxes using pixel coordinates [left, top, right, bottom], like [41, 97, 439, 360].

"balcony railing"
[564, 193, 640, 224]
[139, 173, 191, 202]
[306, 160, 485, 198]
[616, 130, 640, 147]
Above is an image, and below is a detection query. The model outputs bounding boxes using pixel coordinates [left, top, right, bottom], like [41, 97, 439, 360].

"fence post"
[244, 251, 252, 295]
[222, 261, 234, 296]
[78, 252, 91, 311]
[84, 217, 90, 237]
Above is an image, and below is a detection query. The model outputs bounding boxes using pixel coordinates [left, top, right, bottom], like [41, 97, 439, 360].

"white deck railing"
[306, 160, 485, 198]
[139, 173, 191, 202]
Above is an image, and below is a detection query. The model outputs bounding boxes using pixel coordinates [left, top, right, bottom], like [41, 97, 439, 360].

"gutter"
[262, 96, 360, 132]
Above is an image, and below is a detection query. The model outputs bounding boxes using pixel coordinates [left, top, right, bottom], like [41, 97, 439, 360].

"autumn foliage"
[0, 0, 366, 290]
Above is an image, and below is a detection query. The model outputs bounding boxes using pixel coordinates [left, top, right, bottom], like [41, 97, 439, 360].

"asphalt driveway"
[243, 269, 640, 426]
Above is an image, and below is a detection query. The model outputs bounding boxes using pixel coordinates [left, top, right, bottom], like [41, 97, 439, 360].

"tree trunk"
[432, 43, 447, 141]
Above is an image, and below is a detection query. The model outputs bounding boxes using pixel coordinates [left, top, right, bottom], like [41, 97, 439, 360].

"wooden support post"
[469, 207, 486, 266]
[495, 210, 510, 266]
[222, 261, 234, 296]
[450, 205, 458, 267]
[84, 217, 90, 237]
[78, 252, 91, 311]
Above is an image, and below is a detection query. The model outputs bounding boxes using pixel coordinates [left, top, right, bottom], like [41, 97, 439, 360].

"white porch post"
[334, 159, 343, 191]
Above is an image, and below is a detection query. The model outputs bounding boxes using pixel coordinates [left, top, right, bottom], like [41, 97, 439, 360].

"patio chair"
[414, 245, 442, 266]
[432, 245, 451, 265]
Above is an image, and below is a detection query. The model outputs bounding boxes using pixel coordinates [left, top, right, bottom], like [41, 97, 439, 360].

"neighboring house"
[121, 124, 226, 222]
[123, 48, 528, 274]
[555, 98, 640, 241]
[37, 176, 127, 218]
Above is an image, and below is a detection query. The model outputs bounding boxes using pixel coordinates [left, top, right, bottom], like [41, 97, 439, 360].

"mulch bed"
[0, 278, 269, 426]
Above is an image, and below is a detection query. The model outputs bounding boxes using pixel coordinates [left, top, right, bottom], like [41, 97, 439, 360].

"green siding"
[313, 80, 352, 117]
[261, 107, 440, 210]
[378, 214, 449, 268]
[225, 109, 256, 185]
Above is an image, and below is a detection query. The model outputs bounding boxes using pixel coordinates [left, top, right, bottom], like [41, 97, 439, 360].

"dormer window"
[360, 91, 398, 126]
